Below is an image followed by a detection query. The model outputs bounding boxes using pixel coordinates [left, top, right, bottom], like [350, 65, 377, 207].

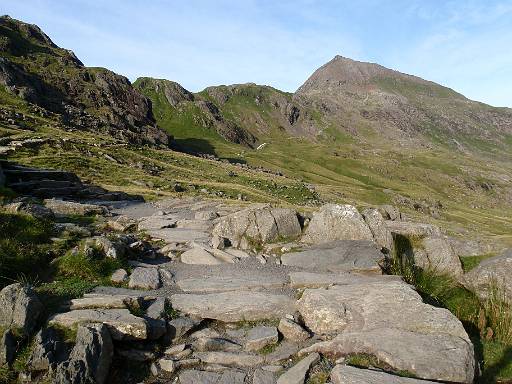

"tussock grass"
[390, 237, 512, 382]
[0, 211, 54, 288]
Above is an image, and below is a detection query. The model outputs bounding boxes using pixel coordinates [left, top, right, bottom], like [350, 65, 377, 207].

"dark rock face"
[0, 16, 171, 146]
[0, 329, 16, 366]
[0, 283, 43, 336]
[54, 324, 113, 384]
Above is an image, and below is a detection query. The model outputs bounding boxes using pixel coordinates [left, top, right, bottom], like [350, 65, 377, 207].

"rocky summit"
[1, 13, 512, 384]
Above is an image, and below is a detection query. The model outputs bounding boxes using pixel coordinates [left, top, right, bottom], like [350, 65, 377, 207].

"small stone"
[276, 353, 319, 384]
[245, 326, 279, 351]
[110, 269, 128, 284]
[278, 318, 310, 341]
[128, 267, 161, 290]
[168, 317, 200, 340]
[165, 343, 187, 356]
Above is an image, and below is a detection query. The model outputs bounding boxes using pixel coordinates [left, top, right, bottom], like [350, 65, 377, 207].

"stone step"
[4, 168, 81, 182]
[7, 180, 82, 191]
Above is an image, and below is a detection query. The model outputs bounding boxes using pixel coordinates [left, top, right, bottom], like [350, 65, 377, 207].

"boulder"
[465, 250, 512, 302]
[54, 323, 113, 384]
[212, 205, 301, 249]
[330, 365, 437, 384]
[0, 283, 43, 336]
[171, 291, 295, 322]
[281, 240, 384, 274]
[128, 267, 161, 290]
[301, 204, 373, 244]
[278, 318, 310, 341]
[276, 352, 319, 384]
[418, 237, 463, 277]
[362, 208, 394, 253]
[245, 326, 279, 351]
[111, 268, 128, 284]
[297, 278, 474, 383]
[49, 309, 148, 340]
[44, 199, 107, 216]
[394, 235, 463, 277]
[28, 327, 70, 372]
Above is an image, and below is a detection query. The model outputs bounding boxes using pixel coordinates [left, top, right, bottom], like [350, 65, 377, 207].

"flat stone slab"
[330, 365, 437, 384]
[49, 309, 147, 340]
[138, 217, 177, 231]
[171, 291, 295, 322]
[177, 274, 288, 293]
[297, 278, 474, 383]
[245, 326, 278, 351]
[289, 271, 400, 288]
[193, 351, 264, 367]
[128, 267, 161, 290]
[69, 295, 134, 310]
[385, 221, 442, 238]
[281, 240, 384, 273]
[179, 369, 246, 384]
[147, 228, 209, 244]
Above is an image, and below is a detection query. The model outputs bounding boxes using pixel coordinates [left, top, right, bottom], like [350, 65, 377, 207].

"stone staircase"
[0, 160, 142, 201]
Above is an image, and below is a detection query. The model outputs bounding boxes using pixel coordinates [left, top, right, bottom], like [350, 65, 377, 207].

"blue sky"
[3, 0, 512, 107]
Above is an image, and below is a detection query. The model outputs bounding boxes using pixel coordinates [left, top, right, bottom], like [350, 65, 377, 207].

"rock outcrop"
[0, 283, 43, 336]
[302, 204, 374, 244]
[465, 249, 512, 302]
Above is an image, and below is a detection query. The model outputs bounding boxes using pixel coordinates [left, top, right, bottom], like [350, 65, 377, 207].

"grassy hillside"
[134, 78, 512, 249]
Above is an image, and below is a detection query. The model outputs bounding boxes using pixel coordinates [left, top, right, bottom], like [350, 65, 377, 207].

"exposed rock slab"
[330, 365, 437, 384]
[289, 271, 399, 289]
[194, 351, 264, 367]
[302, 204, 373, 244]
[171, 291, 295, 322]
[148, 228, 209, 244]
[245, 326, 279, 351]
[297, 279, 474, 383]
[180, 247, 231, 265]
[179, 369, 246, 384]
[44, 198, 107, 216]
[281, 240, 384, 273]
[385, 221, 441, 238]
[49, 309, 147, 340]
[177, 274, 287, 293]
